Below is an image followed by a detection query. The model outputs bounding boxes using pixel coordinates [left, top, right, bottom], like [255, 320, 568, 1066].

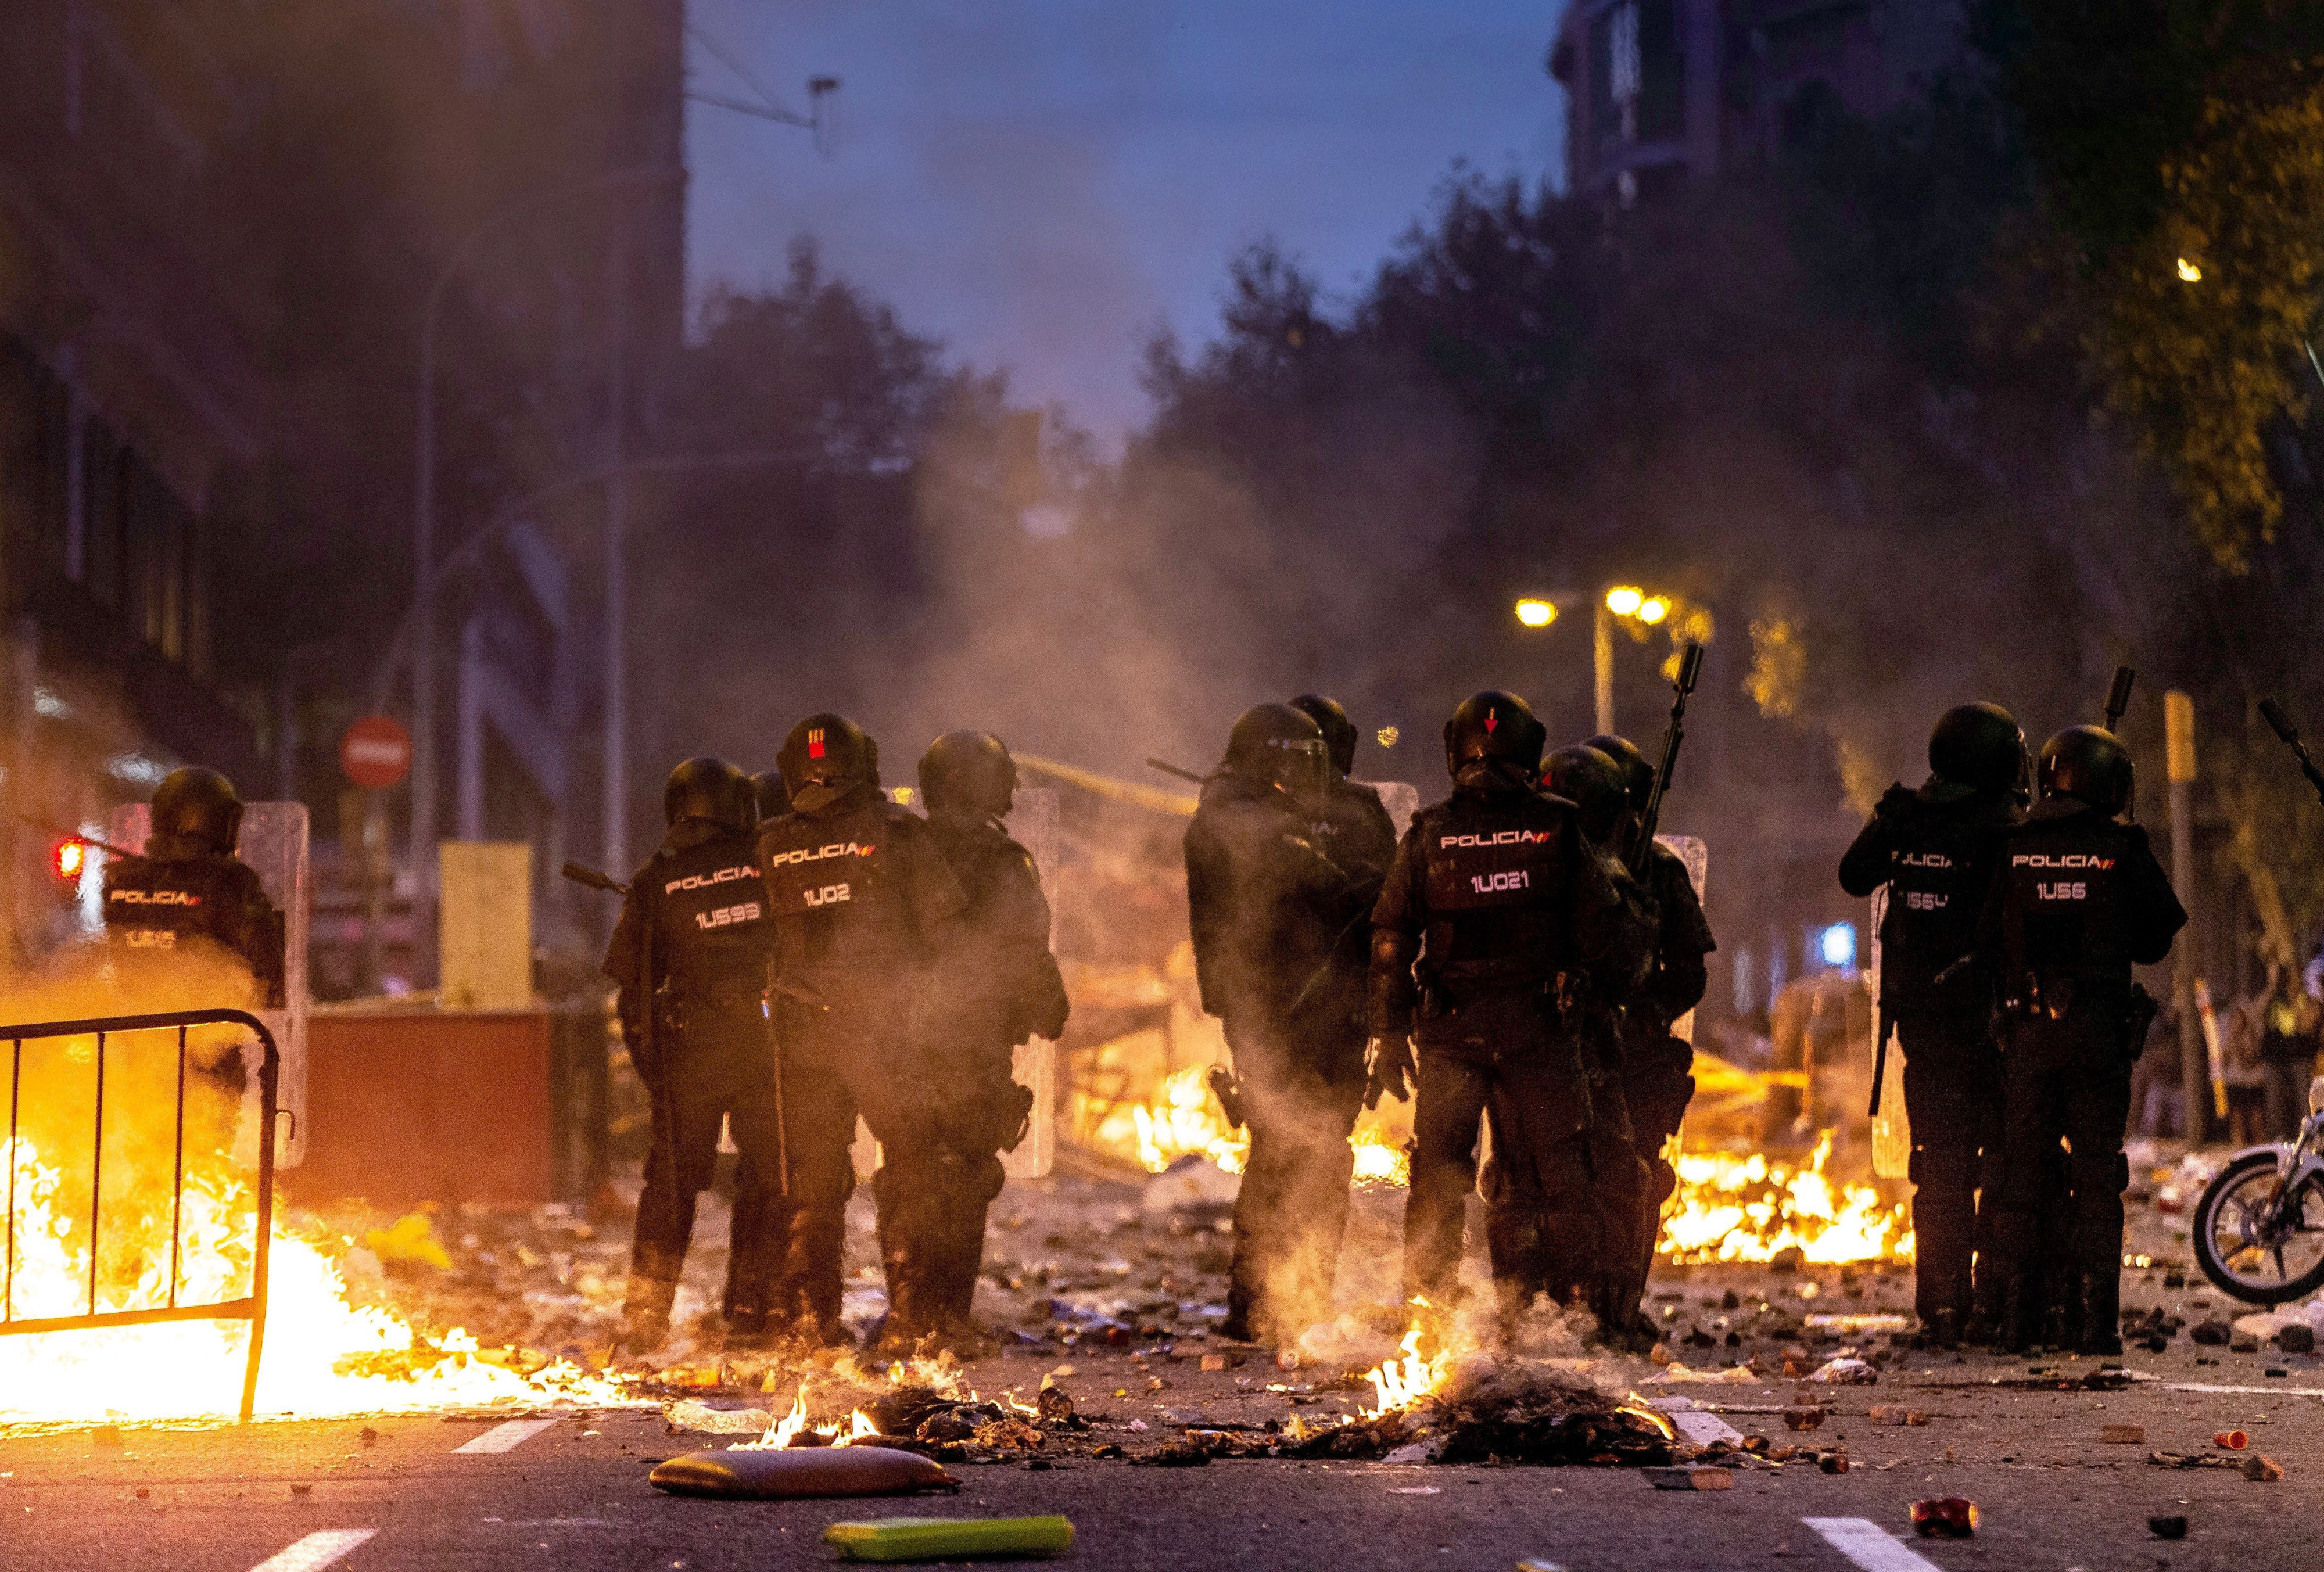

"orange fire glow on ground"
[1658, 1132, 1913, 1265]
[1073, 1061, 1412, 1188]
[1, 1133, 626, 1426]
[1075, 1058, 1906, 1265]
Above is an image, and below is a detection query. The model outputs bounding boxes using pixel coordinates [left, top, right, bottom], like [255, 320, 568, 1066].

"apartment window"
[1594, 1, 1686, 148]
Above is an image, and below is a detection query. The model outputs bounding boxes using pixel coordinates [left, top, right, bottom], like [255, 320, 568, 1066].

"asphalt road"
[7, 1337, 2322, 1572]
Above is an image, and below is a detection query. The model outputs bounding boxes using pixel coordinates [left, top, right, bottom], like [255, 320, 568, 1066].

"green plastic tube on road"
[824, 1514, 1075, 1562]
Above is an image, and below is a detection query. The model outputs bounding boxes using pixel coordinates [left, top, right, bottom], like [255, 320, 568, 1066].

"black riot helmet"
[1544, 745, 1628, 846]
[152, 767, 243, 854]
[1584, 733, 1654, 816]
[1289, 694, 1358, 778]
[778, 712, 879, 814]
[1222, 703, 1330, 802]
[751, 770, 791, 822]
[919, 730, 1018, 820]
[1444, 690, 1547, 791]
[664, 757, 755, 832]
[1929, 702, 2028, 798]
[2038, 725, 2134, 817]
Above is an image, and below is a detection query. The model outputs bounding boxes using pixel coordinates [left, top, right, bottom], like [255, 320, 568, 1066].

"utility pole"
[602, 234, 631, 881]
[1594, 599, 1615, 735]
[2165, 690, 2203, 1142]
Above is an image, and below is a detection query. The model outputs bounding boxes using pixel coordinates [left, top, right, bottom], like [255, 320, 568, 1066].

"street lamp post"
[409, 164, 679, 980]
[1515, 585, 1673, 737]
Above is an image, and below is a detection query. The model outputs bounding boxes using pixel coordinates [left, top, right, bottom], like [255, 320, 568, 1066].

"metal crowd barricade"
[0, 1009, 281, 1420]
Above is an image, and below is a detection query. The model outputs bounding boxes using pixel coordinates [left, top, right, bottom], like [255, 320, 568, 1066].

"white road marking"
[1802, 1518, 1943, 1572]
[2163, 1382, 2324, 1399]
[248, 1529, 376, 1572]
[453, 1417, 560, 1454]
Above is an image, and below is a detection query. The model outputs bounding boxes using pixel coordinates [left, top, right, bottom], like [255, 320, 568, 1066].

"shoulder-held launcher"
[561, 860, 630, 897]
[1631, 641, 1705, 876]
[2260, 699, 2324, 807]
[2104, 666, 2136, 733]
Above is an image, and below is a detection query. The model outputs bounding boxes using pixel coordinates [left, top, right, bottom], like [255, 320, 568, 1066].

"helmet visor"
[1265, 736, 1329, 802]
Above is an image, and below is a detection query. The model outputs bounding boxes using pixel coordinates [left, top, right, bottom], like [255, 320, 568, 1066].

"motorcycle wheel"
[2192, 1150, 2324, 1305]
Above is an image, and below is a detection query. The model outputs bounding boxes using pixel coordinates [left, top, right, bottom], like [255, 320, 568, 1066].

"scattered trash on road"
[1910, 1498, 1976, 1538]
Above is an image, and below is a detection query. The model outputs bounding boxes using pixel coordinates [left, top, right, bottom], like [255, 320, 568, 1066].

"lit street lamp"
[1514, 584, 1683, 735]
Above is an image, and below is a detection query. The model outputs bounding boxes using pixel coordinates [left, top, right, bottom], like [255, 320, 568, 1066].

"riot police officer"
[755, 713, 966, 1348]
[908, 731, 1070, 1351]
[601, 758, 780, 1352]
[1186, 702, 1369, 1344]
[1583, 734, 1715, 1340]
[1287, 694, 1401, 881]
[1837, 703, 2026, 1347]
[1476, 744, 1653, 1336]
[1978, 726, 2184, 1355]
[1367, 694, 1645, 1324]
[103, 767, 285, 1007]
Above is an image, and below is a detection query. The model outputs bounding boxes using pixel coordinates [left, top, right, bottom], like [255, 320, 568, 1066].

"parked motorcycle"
[2192, 1075, 2324, 1304]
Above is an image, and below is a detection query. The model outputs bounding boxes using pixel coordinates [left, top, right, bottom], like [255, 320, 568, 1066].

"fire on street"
[5, 1157, 2322, 1571]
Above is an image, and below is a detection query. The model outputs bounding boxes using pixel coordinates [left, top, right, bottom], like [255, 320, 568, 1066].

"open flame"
[1, 1133, 625, 1424]
[734, 1394, 880, 1450]
[1361, 1327, 1451, 1417]
[1128, 1066, 1247, 1173]
[1077, 1061, 1411, 1187]
[1659, 1132, 1913, 1265]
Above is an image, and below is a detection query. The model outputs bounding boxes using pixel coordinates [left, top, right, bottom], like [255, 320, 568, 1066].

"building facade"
[1550, 0, 1971, 201]
[0, 1, 685, 986]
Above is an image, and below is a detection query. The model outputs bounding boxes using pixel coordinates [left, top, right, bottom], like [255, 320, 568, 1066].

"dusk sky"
[684, 2, 1572, 446]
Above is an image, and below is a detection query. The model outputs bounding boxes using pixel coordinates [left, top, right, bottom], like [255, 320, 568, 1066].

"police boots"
[2076, 1272, 2124, 1357]
[618, 1274, 679, 1357]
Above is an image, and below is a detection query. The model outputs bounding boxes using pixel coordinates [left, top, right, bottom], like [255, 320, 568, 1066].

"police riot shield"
[1658, 834, 1706, 1044]
[1360, 780, 1420, 841]
[1000, 785, 1059, 1179]
[113, 801, 311, 1167]
[1866, 885, 1911, 1178]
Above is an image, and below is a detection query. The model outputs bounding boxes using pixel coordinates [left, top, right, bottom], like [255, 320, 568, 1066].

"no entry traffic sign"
[339, 716, 414, 791]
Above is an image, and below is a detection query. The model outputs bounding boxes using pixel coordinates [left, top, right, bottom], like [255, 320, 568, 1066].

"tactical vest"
[1875, 798, 2006, 1008]
[102, 854, 264, 970]
[1412, 793, 1574, 992]
[1995, 813, 2139, 996]
[757, 801, 896, 918]
[645, 831, 772, 1004]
